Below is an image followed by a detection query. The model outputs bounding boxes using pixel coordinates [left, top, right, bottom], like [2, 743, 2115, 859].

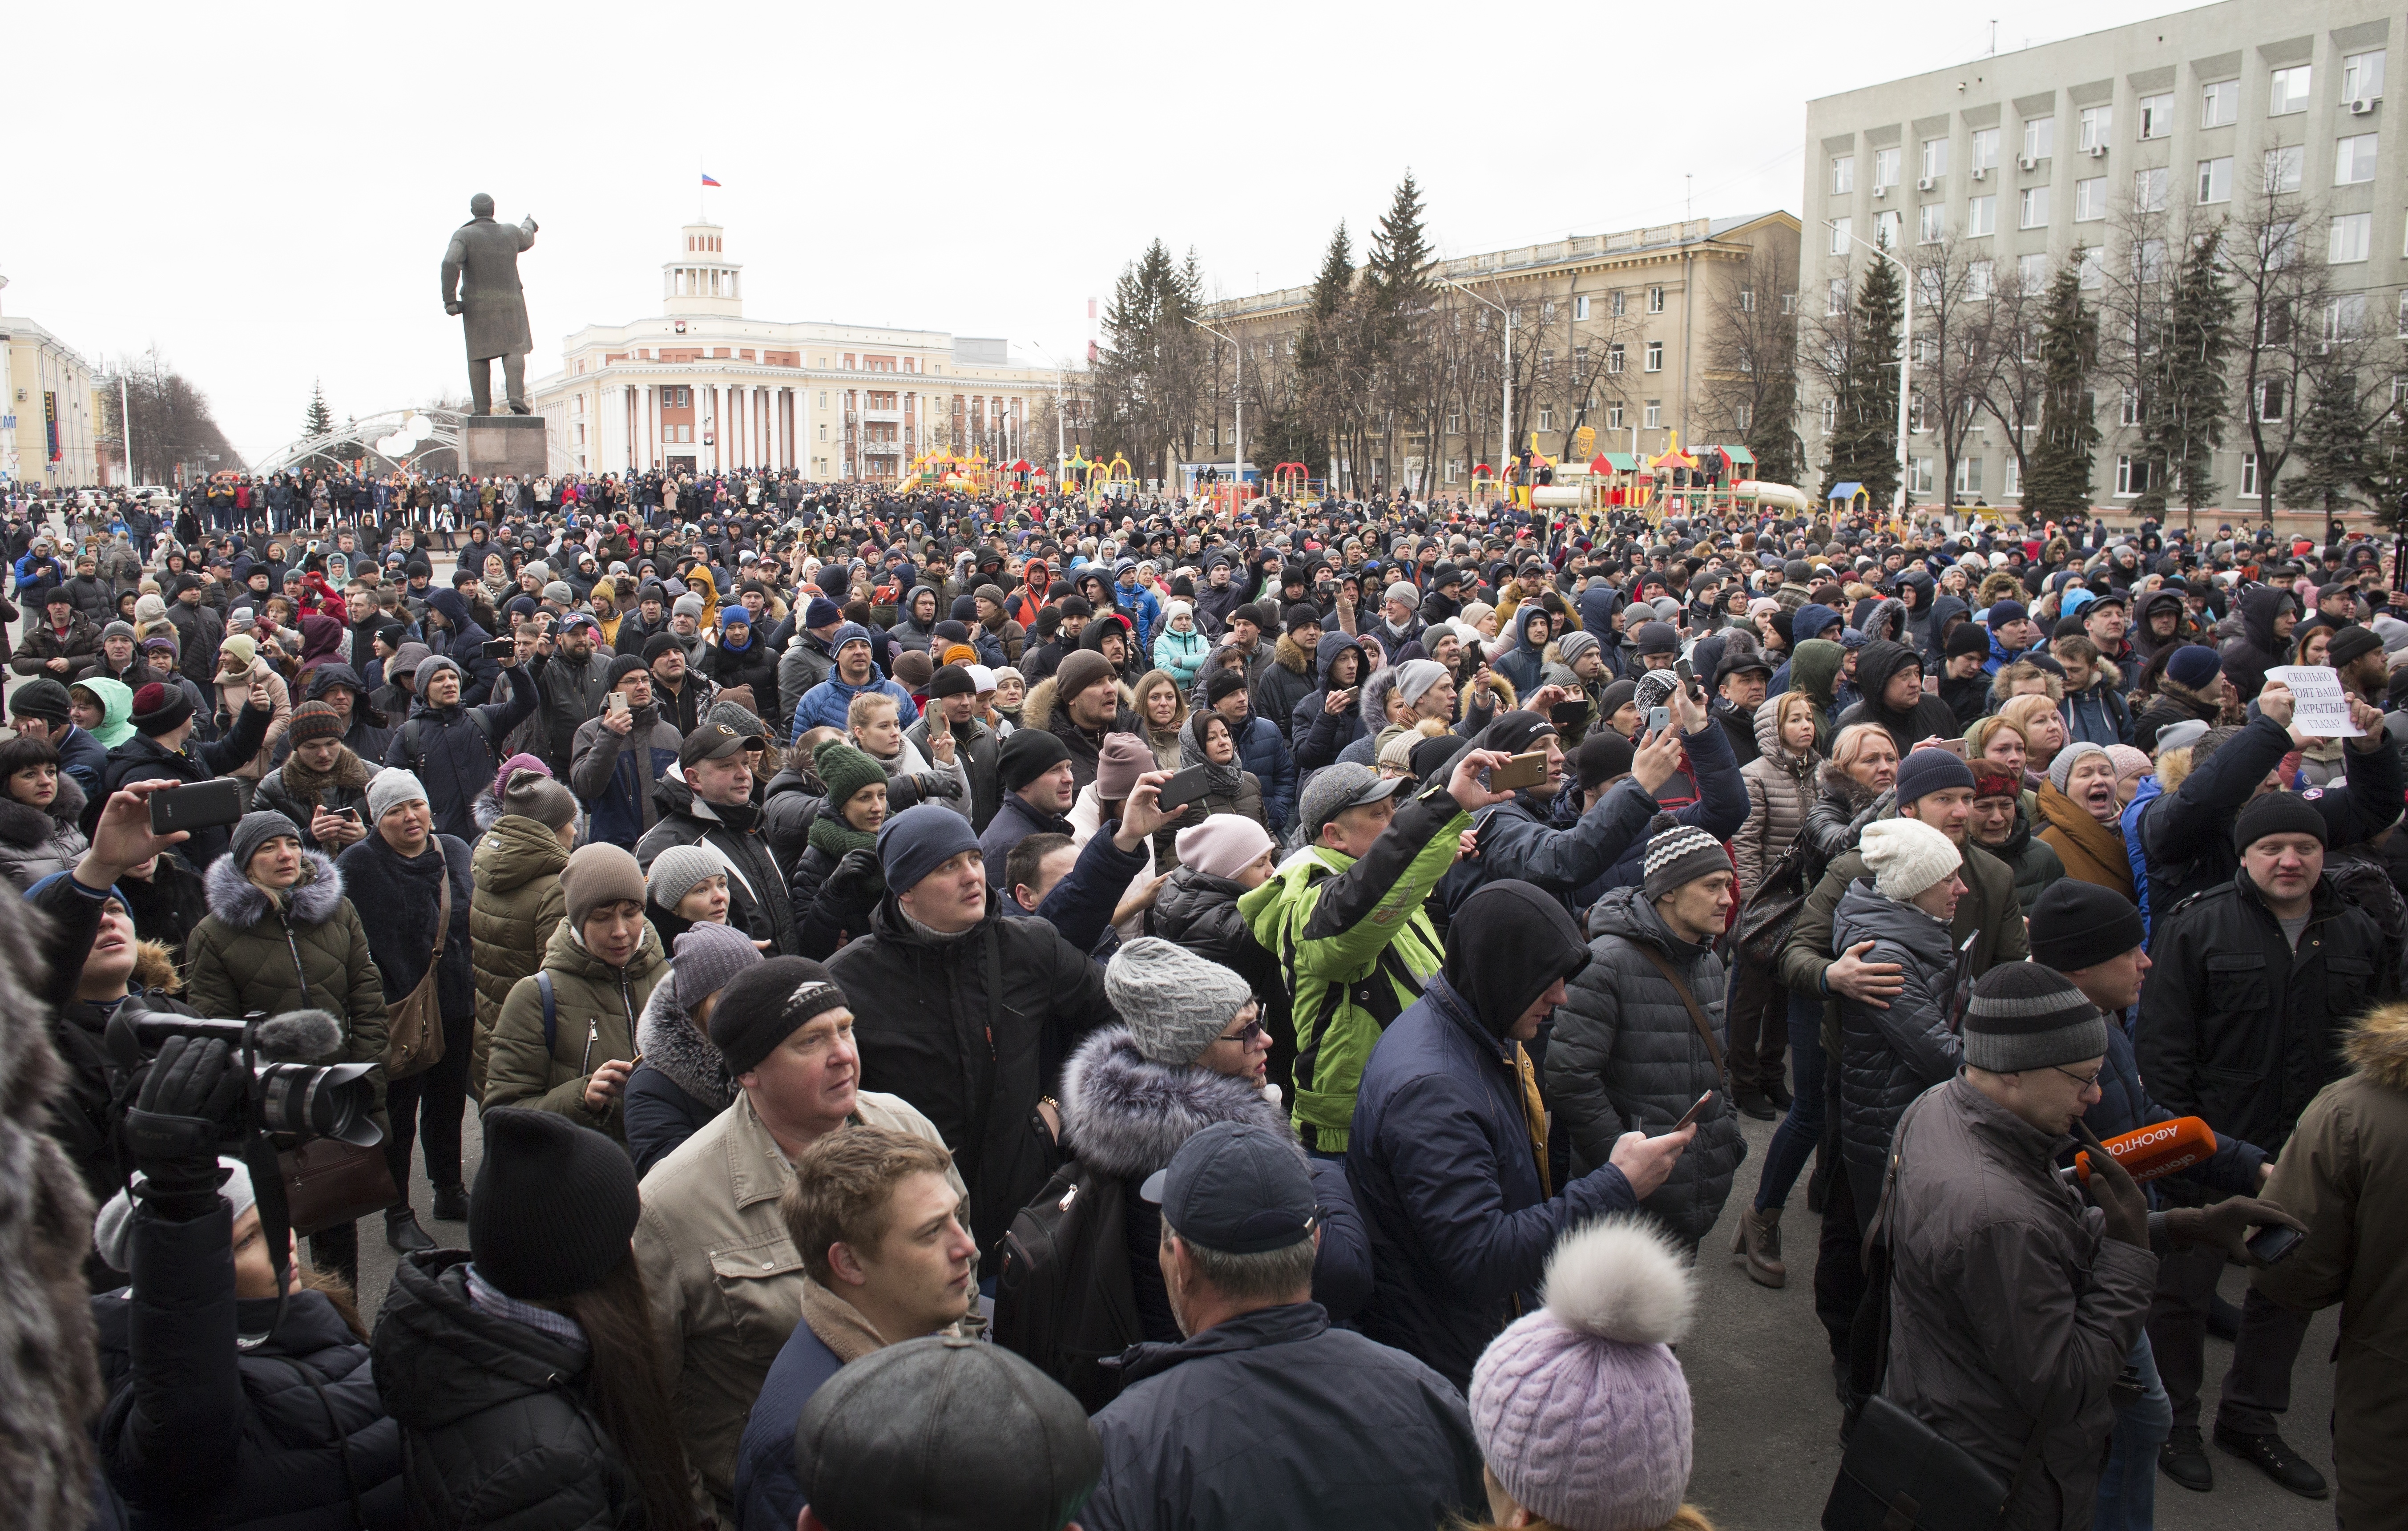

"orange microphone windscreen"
[2075, 1116, 2219, 1184]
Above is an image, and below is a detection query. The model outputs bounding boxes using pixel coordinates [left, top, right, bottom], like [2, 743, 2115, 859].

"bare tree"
[1906, 238, 2001, 507]
[2226, 177, 2329, 521]
[1698, 246, 1801, 483]
[1974, 263, 2049, 504]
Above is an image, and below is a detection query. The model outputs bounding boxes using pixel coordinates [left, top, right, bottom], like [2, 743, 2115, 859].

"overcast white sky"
[10, 0, 2198, 468]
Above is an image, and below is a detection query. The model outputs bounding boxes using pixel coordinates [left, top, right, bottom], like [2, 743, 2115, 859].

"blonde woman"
[1997, 692, 2069, 790]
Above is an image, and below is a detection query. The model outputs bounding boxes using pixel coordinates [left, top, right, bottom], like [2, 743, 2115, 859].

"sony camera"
[106, 1010, 383, 1148]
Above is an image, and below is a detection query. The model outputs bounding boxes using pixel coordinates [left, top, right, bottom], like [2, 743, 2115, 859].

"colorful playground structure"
[1496, 432, 1806, 521]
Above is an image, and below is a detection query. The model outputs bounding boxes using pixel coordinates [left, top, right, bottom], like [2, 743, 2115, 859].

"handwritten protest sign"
[2267, 666, 2364, 738]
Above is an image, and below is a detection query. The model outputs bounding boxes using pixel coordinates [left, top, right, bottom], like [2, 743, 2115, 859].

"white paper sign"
[2267, 666, 2364, 737]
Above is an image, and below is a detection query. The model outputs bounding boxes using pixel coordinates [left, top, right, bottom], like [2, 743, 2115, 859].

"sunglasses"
[1215, 1016, 1269, 1047]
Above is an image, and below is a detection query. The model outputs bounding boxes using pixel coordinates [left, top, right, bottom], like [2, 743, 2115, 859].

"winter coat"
[1550, 886, 1745, 1245]
[1059, 1027, 1371, 1342]
[1734, 701, 1816, 898]
[2128, 671, 2221, 753]
[1288, 632, 1369, 773]
[1492, 606, 1552, 696]
[371, 1251, 640, 1531]
[1249, 631, 1317, 746]
[468, 814, 570, 1101]
[1797, 762, 1883, 891]
[424, 589, 501, 707]
[1347, 972, 1642, 1391]
[758, 768, 823, 876]
[335, 832, 476, 1026]
[254, 747, 375, 855]
[184, 851, 389, 1115]
[382, 667, 539, 843]
[825, 896, 1117, 1256]
[1881, 1078, 2159, 1531]
[1149, 622, 1208, 690]
[700, 630, 780, 730]
[0, 773, 89, 890]
[905, 711, 1001, 833]
[101, 705, 273, 870]
[2034, 781, 2134, 900]
[1833, 639, 1961, 759]
[1084, 1302, 1484, 1531]
[977, 789, 1074, 890]
[568, 709, 682, 851]
[635, 772, 799, 956]
[624, 980, 736, 1179]
[11, 611, 99, 675]
[1020, 674, 1141, 797]
[789, 667, 916, 736]
[1227, 713, 1296, 832]
[2218, 586, 2294, 703]
[1831, 879, 1967, 1181]
[51, 719, 112, 801]
[94, 1204, 404, 1531]
[2058, 675, 2131, 748]
[1777, 824, 2027, 1019]
[2138, 867, 2390, 1157]
[482, 915, 667, 1141]
[1983, 804, 2066, 913]
[1240, 782, 1469, 1153]
[210, 660, 292, 781]
[775, 630, 836, 723]
[528, 647, 616, 774]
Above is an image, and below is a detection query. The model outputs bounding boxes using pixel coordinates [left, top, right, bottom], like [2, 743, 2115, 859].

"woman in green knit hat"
[791, 737, 889, 958]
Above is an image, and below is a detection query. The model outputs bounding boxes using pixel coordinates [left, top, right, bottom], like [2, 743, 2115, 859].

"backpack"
[992, 1159, 1141, 1414]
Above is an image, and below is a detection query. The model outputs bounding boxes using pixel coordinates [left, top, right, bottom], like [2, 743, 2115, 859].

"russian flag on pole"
[700, 174, 722, 186]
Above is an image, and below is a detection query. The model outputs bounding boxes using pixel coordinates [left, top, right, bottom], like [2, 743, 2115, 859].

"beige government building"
[0, 275, 101, 489]
[530, 221, 1058, 482]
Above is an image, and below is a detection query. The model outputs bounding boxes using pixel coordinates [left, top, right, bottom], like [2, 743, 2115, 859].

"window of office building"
[1910, 457, 1935, 493]
[1647, 286, 1666, 313]
[2270, 66, 2312, 116]
[1645, 341, 1664, 372]
[2138, 93, 2174, 139]
[1610, 289, 1626, 316]
[1956, 457, 1984, 496]
[2023, 117, 2054, 161]
[1971, 127, 2000, 170]
[1608, 343, 1625, 373]
[1968, 259, 1993, 299]
[1921, 138, 1948, 180]
[2264, 145, 2304, 193]
[1573, 294, 1590, 320]
[2074, 178, 2107, 221]
[2337, 133, 2378, 185]
[1828, 277, 1849, 314]
[2021, 186, 2050, 228]
[1876, 210, 1902, 248]
[1606, 402, 1624, 428]
[2241, 453, 2260, 497]
[1832, 155, 1855, 194]
[1873, 147, 1900, 190]
[2019, 252, 2050, 290]
[2115, 455, 2154, 497]
[2202, 79, 2239, 127]
[2198, 156, 2232, 203]
[2331, 211, 2372, 263]
[1819, 398, 1837, 433]
[1967, 194, 1997, 236]
[2343, 50, 2386, 105]
[1920, 203, 1946, 243]
[2077, 246, 2105, 290]
[2134, 166, 2169, 211]
[2078, 105, 2113, 150]
[1644, 400, 1662, 428]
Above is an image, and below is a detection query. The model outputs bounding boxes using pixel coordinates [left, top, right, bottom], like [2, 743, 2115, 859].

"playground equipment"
[898, 451, 993, 495]
[1269, 462, 1323, 505]
[1827, 481, 1872, 517]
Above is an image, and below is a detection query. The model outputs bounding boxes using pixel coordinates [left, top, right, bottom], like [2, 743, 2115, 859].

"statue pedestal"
[461, 414, 548, 478]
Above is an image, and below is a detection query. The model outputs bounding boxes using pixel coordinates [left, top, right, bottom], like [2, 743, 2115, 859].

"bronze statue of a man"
[440, 193, 539, 416]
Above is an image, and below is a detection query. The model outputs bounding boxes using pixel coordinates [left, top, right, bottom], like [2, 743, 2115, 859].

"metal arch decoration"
[253, 407, 470, 473]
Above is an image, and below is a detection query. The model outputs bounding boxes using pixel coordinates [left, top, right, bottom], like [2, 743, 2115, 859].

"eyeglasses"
[2050, 1063, 2105, 1092]
[1215, 1017, 1269, 1047]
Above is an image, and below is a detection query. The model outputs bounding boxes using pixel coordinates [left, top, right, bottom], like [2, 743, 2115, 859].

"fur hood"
[0, 774, 85, 848]
[202, 847, 347, 929]
[1272, 631, 1313, 675]
[634, 981, 736, 1113]
[2345, 1000, 2408, 1091]
[1018, 673, 1133, 737]
[1058, 1026, 1287, 1182]
[1818, 759, 1885, 815]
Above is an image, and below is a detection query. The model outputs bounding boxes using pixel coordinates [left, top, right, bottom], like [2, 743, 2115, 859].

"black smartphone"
[1549, 699, 1589, 731]
[1667, 1090, 1714, 1132]
[148, 777, 246, 836]
[1155, 764, 1214, 814]
[2245, 1222, 2304, 1265]
[483, 637, 516, 661]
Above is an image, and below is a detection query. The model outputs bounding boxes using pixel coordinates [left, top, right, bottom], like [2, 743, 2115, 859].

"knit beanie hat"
[2326, 623, 2383, 670]
[1963, 964, 2108, 1072]
[367, 767, 428, 824]
[876, 802, 981, 895]
[1055, 648, 1117, 703]
[230, 810, 302, 872]
[414, 653, 463, 695]
[286, 701, 346, 747]
[9, 677, 72, 725]
[1104, 937, 1254, 1066]
[1641, 818, 1727, 901]
[893, 651, 935, 691]
[1971, 767, 2020, 801]
[1095, 732, 1153, 801]
[217, 634, 258, 677]
[647, 843, 726, 913]
[1575, 731, 1636, 792]
[1390, 658, 1449, 706]
[499, 767, 578, 832]
[560, 843, 647, 928]
[2165, 645, 2221, 691]
[710, 957, 850, 1076]
[128, 680, 194, 735]
[804, 594, 843, 629]
[2232, 789, 2327, 853]
[2027, 880, 2146, 974]
[1988, 598, 2029, 629]
[673, 592, 705, 622]
[1557, 630, 1601, 670]
[1177, 814, 1275, 882]
[997, 728, 1072, 792]
[2104, 743, 2151, 783]
[95, 1158, 255, 1274]
[470, 1109, 641, 1301]
[1944, 622, 1991, 659]
[815, 738, 887, 813]
[1469, 1216, 1695, 1531]
[1203, 668, 1250, 708]
[1892, 747, 1975, 807]
[101, 620, 137, 647]
[2046, 740, 2110, 795]
[672, 920, 762, 1012]
[1860, 817, 1963, 901]
[604, 653, 647, 690]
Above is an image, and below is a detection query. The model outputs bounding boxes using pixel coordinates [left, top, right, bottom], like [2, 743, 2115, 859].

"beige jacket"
[633, 1088, 965, 1522]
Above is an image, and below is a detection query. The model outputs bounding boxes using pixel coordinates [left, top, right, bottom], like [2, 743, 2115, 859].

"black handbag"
[1736, 836, 1811, 966]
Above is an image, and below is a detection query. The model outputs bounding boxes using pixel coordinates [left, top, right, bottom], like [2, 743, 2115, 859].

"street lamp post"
[1439, 276, 1512, 493]
[1823, 220, 1912, 514]
[1186, 318, 1242, 495]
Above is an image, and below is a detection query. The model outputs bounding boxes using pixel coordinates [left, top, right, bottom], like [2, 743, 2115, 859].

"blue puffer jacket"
[1347, 972, 1640, 1391]
[789, 668, 919, 735]
[1492, 606, 1552, 696]
[1289, 632, 1370, 775]
[1232, 712, 1297, 832]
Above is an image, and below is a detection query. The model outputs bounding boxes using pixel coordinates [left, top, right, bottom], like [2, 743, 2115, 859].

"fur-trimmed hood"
[2345, 1000, 2408, 1091]
[0, 774, 85, 848]
[1818, 758, 1885, 815]
[1018, 673, 1134, 737]
[1272, 631, 1313, 675]
[1058, 1026, 1287, 1182]
[202, 847, 347, 929]
[634, 981, 735, 1114]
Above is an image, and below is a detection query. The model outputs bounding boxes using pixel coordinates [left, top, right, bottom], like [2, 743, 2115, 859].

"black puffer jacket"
[1548, 884, 1746, 1246]
[383, 667, 538, 843]
[1833, 639, 1961, 759]
[1288, 631, 1368, 773]
[94, 1204, 404, 1531]
[634, 772, 799, 957]
[1831, 878, 1968, 1181]
[1798, 763, 1884, 889]
[372, 1250, 641, 1531]
[758, 768, 823, 877]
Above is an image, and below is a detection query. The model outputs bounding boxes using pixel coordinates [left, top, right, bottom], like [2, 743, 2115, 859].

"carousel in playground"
[1487, 429, 1810, 521]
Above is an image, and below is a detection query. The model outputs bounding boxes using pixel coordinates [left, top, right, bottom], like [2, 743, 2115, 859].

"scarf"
[277, 744, 373, 813]
[808, 811, 879, 861]
[1180, 711, 1244, 798]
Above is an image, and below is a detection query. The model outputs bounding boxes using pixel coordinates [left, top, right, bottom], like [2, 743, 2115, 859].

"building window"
[1966, 194, 1997, 236]
[2399, 291, 2408, 338]
[2270, 65, 2313, 116]
[2331, 212, 2372, 263]
[1781, 292, 1798, 314]
[1820, 398, 1838, 434]
[1644, 341, 1664, 372]
[2020, 186, 2050, 228]
[2241, 453, 2260, 497]
[2119, 390, 2143, 425]
[1647, 286, 1666, 314]
[1970, 127, 2000, 170]
[1739, 287, 1756, 312]
[1827, 216, 1851, 254]
[2133, 166, 2169, 212]
[1832, 155, 1855, 194]
[2260, 145, 2304, 193]
[1827, 277, 1848, 315]
[2336, 133, 2379, 185]
[1955, 456, 1984, 496]
[1910, 457, 1936, 493]
[2136, 238, 2168, 282]
[1447, 412, 1462, 434]
[1734, 404, 1753, 431]
[1873, 146, 1901, 191]
[2076, 248, 2105, 290]
[2114, 455, 2153, 497]
[2074, 178, 2107, 221]
[1644, 400, 1662, 428]
[2022, 116, 2054, 162]
[1610, 289, 1627, 316]
[2327, 294, 2368, 341]
[2197, 156, 2232, 203]
[817, 424, 827, 441]
[1537, 407, 1555, 431]
[2255, 380, 2286, 422]
[2202, 80, 2240, 128]
[1968, 259, 1994, 299]
[1606, 402, 1625, 429]
[1921, 137, 1949, 180]
[1607, 343, 1626, 374]
[1573, 294, 1590, 320]
[2078, 105, 2113, 150]
[1908, 392, 1928, 432]
[2138, 93, 2174, 139]
[1876, 210, 1902, 248]
[2018, 252, 2049, 291]
[1918, 203, 1946, 243]
[2343, 49, 2386, 105]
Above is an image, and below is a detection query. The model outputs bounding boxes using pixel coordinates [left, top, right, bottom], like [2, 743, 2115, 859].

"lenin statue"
[440, 193, 539, 416]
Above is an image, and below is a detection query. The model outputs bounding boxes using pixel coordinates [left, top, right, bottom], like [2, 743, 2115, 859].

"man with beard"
[527, 612, 615, 774]
[638, 722, 800, 955]
[1039, 650, 1140, 796]
[647, 631, 718, 736]
[2324, 623, 2388, 707]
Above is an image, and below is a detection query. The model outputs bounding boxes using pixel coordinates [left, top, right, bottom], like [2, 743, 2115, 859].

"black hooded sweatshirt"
[1834, 639, 1963, 759]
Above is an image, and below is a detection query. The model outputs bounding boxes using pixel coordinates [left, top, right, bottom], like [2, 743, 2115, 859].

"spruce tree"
[1367, 173, 1434, 337]
[304, 381, 335, 439]
[2284, 367, 2373, 539]
[1819, 258, 1903, 509]
[2025, 264, 2101, 519]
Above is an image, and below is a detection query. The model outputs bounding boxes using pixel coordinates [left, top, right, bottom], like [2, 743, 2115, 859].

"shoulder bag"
[1633, 943, 1727, 1083]
[381, 839, 453, 1080]
[274, 898, 401, 1235]
[1736, 835, 1812, 967]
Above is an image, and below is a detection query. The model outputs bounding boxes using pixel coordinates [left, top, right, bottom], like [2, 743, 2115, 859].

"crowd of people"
[4, 465, 2406, 1531]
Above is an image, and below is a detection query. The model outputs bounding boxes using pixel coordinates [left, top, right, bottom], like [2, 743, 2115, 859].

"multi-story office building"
[0, 276, 100, 489]
[530, 221, 1061, 482]
[1803, 0, 2399, 517]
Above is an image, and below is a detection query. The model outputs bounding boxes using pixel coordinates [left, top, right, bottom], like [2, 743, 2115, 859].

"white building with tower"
[530, 221, 1055, 482]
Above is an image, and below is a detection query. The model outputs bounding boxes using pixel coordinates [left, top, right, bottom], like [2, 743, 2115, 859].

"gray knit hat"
[2046, 740, 2110, 796]
[230, 810, 302, 873]
[1557, 630, 1600, 669]
[1641, 819, 1728, 901]
[499, 767, 579, 832]
[647, 843, 725, 913]
[413, 653, 462, 694]
[1962, 964, 2109, 1073]
[1104, 937, 1253, 1066]
[673, 592, 706, 622]
[672, 920, 761, 1012]
[95, 1158, 256, 1273]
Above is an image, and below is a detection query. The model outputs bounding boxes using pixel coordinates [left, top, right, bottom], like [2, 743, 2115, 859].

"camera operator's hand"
[77, 777, 192, 890]
[126, 1035, 243, 1208]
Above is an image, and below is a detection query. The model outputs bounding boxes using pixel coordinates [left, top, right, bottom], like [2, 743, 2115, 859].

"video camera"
[105, 1010, 383, 1149]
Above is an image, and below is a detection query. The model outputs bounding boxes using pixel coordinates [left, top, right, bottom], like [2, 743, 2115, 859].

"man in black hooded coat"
[1833, 639, 1960, 759]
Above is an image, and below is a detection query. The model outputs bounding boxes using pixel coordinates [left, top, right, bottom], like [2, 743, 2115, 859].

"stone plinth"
[462, 414, 548, 478]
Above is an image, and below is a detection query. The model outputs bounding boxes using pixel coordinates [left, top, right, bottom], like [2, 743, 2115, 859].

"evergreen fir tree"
[2283, 367, 2373, 537]
[2025, 264, 2101, 518]
[2139, 234, 2237, 523]
[1366, 174, 1433, 340]
[1819, 258, 1902, 509]
[304, 380, 335, 439]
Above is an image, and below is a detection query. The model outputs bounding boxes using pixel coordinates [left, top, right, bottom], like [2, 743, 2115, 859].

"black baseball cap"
[678, 722, 749, 769]
[1139, 1120, 1318, 1254]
